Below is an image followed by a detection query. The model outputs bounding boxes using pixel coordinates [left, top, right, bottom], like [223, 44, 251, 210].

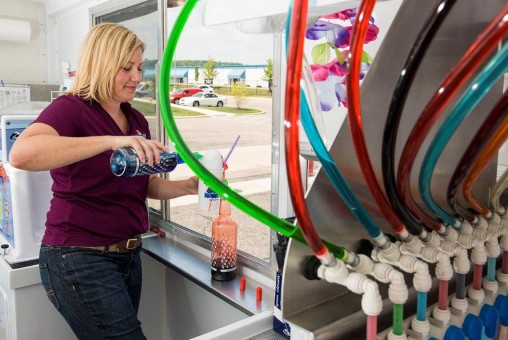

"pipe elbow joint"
[318, 260, 349, 285]
[361, 279, 383, 316]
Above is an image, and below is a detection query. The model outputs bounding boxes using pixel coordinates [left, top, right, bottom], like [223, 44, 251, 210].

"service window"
[91, 0, 278, 275]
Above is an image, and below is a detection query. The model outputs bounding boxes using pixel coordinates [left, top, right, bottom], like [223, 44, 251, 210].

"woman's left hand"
[186, 176, 199, 195]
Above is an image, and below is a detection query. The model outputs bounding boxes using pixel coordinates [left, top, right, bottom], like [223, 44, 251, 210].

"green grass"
[203, 107, 262, 114]
[131, 100, 204, 117]
[130, 99, 262, 116]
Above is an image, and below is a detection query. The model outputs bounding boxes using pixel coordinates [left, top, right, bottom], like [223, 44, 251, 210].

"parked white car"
[193, 85, 214, 93]
[179, 92, 227, 107]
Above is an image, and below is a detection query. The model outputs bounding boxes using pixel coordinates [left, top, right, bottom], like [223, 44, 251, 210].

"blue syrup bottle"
[110, 147, 178, 177]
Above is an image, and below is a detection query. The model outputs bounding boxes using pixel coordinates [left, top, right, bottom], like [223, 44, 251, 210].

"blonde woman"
[9, 23, 198, 339]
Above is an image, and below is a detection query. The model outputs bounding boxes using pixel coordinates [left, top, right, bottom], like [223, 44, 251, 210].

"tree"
[231, 84, 248, 109]
[194, 67, 199, 82]
[261, 58, 273, 93]
[202, 57, 219, 85]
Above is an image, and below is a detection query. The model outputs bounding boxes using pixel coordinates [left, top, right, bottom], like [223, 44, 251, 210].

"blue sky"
[167, 2, 274, 65]
[125, 2, 274, 65]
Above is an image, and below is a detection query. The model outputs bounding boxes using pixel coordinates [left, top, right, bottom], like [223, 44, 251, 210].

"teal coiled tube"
[300, 87, 382, 240]
[419, 43, 508, 220]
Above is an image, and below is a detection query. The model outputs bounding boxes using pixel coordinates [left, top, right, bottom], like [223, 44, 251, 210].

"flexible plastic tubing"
[158, 0, 352, 263]
[382, 0, 457, 235]
[438, 279, 449, 311]
[503, 251, 508, 275]
[491, 169, 508, 215]
[473, 263, 483, 291]
[284, 0, 329, 256]
[449, 91, 508, 218]
[456, 273, 466, 300]
[366, 315, 377, 340]
[462, 93, 508, 216]
[300, 62, 382, 241]
[488, 257, 497, 282]
[346, 0, 406, 235]
[419, 42, 508, 223]
[398, 3, 508, 225]
[393, 303, 404, 336]
[416, 291, 427, 322]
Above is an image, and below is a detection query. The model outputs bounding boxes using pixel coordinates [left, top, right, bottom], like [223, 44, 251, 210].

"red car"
[170, 88, 203, 105]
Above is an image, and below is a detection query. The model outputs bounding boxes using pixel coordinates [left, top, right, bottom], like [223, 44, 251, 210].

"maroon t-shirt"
[35, 95, 151, 246]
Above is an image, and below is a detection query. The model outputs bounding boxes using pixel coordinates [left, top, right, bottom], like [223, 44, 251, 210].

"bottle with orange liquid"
[211, 198, 238, 281]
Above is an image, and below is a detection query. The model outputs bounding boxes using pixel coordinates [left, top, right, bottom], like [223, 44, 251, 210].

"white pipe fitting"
[387, 331, 408, 340]
[441, 227, 459, 242]
[411, 318, 430, 338]
[459, 219, 474, 235]
[317, 261, 382, 316]
[379, 241, 402, 263]
[435, 252, 453, 281]
[471, 228, 490, 242]
[501, 235, 508, 252]
[456, 233, 478, 249]
[486, 236, 501, 259]
[432, 305, 451, 325]
[353, 255, 408, 305]
[421, 230, 442, 248]
[452, 246, 470, 275]
[400, 236, 423, 255]
[475, 215, 488, 229]
[471, 241, 487, 266]
[467, 287, 485, 305]
[483, 278, 498, 296]
[487, 212, 502, 227]
[450, 297, 468, 314]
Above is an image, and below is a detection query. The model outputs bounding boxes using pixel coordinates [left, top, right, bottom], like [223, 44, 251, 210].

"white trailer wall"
[0, 0, 45, 84]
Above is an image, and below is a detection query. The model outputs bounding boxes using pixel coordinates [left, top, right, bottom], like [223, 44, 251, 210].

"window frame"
[90, 0, 280, 280]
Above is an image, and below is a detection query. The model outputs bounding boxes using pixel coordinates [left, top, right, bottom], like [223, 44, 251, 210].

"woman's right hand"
[111, 136, 168, 166]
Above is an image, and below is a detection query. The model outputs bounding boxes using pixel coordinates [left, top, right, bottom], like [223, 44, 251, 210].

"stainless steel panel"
[282, 0, 505, 338]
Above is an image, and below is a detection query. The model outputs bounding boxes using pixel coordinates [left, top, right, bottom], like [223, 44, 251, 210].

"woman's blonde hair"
[70, 23, 145, 102]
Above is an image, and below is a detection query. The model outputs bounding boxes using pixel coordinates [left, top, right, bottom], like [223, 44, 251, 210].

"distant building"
[144, 64, 269, 88]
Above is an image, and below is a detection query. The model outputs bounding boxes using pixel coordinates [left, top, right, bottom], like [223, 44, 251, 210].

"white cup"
[198, 150, 224, 212]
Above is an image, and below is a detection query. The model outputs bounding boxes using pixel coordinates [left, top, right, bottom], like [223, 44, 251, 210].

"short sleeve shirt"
[35, 95, 151, 246]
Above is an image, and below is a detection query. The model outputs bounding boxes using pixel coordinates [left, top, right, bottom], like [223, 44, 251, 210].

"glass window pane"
[93, 0, 161, 212]
[166, 2, 274, 262]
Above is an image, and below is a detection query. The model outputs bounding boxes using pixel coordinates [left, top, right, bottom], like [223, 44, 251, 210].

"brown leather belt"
[76, 235, 142, 253]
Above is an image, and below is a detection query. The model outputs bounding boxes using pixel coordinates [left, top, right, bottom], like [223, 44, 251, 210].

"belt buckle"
[125, 238, 139, 250]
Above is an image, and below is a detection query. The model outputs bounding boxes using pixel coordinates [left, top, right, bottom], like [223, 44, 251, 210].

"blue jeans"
[39, 244, 146, 340]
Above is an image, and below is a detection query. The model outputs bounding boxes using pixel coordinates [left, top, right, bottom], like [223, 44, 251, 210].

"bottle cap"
[479, 304, 499, 338]
[494, 294, 508, 326]
[443, 325, 465, 340]
[462, 314, 483, 340]
[201, 149, 223, 170]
